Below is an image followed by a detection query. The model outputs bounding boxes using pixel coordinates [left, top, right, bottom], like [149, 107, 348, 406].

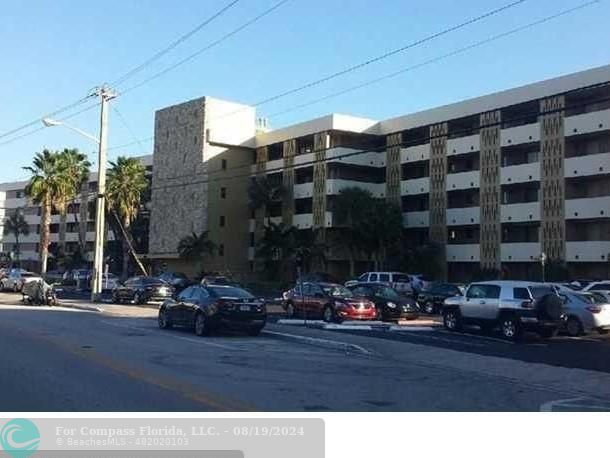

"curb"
[262, 330, 373, 355]
[58, 301, 103, 313]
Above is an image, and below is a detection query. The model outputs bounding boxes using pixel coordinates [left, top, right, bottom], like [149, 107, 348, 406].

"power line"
[0, 95, 94, 142]
[106, 0, 529, 152]
[120, 0, 291, 96]
[111, 107, 147, 156]
[267, 0, 602, 119]
[105, 1, 600, 159]
[111, 0, 242, 87]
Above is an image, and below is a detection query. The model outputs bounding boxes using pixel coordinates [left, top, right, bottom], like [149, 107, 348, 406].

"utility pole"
[91, 86, 116, 302]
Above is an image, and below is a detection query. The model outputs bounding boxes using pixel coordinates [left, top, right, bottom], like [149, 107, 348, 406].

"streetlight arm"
[56, 122, 100, 144]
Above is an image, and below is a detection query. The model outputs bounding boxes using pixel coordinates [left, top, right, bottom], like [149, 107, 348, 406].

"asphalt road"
[1, 300, 610, 411]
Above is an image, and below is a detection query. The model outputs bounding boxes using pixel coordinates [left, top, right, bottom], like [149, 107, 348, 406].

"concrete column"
[385, 133, 402, 206]
[282, 139, 296, 226]
[479, 110, 502, 272]
[312, 132, 329, 229]
[253, 146, 268, 272]
[428, 122, 448, 280]
[539, 95, 566, 261]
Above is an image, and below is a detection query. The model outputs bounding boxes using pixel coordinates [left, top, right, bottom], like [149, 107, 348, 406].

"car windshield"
[209, 286, 254, 299]
[585, 292, 608, 305]
[392, 274, 409, 283]
[373, 286, 400, 299]
[143, 277, 164, 285]
[322, 285, 353, 298]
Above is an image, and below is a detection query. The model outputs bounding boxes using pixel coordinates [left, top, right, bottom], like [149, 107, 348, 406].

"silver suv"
[442, 281, 564, 341]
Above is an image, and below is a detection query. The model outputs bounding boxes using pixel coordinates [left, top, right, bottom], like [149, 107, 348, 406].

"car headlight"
[387, 302, 397, 309]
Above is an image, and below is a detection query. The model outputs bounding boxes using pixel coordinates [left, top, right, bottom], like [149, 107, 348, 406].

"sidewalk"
[59, 299, 158, 318]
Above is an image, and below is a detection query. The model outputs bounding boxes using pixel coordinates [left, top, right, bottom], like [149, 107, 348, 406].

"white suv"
[345, 272, 413, 295]
[442, 281, 565, 341]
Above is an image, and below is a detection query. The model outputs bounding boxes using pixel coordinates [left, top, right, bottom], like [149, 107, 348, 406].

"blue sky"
[1, 0, 609, 182]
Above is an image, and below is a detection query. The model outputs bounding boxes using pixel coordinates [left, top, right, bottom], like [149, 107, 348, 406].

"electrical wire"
[111, 0, 242, 87]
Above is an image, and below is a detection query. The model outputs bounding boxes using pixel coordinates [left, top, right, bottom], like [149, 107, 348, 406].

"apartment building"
[0, 155, 152, 271]
[245, 64, 610, 281]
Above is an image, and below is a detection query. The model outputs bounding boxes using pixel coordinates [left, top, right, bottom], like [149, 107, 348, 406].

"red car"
[283, 282, 376, 322]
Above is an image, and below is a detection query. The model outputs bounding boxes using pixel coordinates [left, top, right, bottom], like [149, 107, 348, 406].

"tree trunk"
[121, 218, 131, 279]
[14, 234, 20, 267]
[40, 198, 51, 274]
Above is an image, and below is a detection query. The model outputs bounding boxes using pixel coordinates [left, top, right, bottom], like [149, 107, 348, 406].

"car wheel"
[112, 292, 120, 304]
[194, 312, 211, 336]
[443, 309, 461, 332]
[158, 308, 172, 330]
[500, 315, 523, 341]
[424, 301, 435, 315]
[133, 292, 142, 305]
[323, 305, 335, 323]
[13, 283, 19, 293]
[566, 316, 583, 337]
[285, 302, 295, 318]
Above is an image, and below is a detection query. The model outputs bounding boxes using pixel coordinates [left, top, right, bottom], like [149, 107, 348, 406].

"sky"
[1, 0, 609, 182]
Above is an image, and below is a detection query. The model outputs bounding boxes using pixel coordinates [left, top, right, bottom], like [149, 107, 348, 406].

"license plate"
[240, 305, 251, 312]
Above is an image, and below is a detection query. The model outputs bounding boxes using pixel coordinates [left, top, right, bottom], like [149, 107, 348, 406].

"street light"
[41, 86, 116, 302]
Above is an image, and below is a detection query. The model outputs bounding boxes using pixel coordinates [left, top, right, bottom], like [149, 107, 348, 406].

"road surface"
[0, 300, 609, 411]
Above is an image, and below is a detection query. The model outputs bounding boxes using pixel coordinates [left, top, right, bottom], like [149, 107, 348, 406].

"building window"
[220, 187, 226, 199]
[219, 244, 225, 256]
[15, 191, 23, 198]
[221, 159, 227, 170]
[219, 215, 225, 227]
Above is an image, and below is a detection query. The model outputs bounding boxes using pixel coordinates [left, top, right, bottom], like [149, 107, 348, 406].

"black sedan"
[348, 283, 419, 321]
[158, 271, 192, 293]
[112, 276, 174, 305]
[417, 282, 463, 314]
[158, 284, 266, 336]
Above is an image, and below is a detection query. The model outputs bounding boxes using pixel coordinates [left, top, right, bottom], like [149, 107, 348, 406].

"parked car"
[158, 284, 266, 336]
[559, 291, 610, 336]
[417, 282, 463, 314]
[345, 272, 413, 295]
[442, 281, 565, 341]
[408, 274, 433, 294]
[583, 281, 610, 294]
[283, 282, 376, 322]
[158, 271, 191, 293]
[200, 275, 241, 287]
[1, 270, 41, 292]
[112, 276, 174, 304]
[348, 283, 419, 321]
[62, 269, 91, 289]
[297, 272, 340, 284]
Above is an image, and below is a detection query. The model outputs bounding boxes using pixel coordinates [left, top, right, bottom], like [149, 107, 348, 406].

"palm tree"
[248, 176, 285, 225]
[360, 200, 403, 270]
[256, 222, 298, 280]
[56, 148, 91, 252]
[332, 187, 375, 276]
[177, 231, 216, 274]
[4, 210, 30, 268]
[23, 150, 65, 274]
[106, 156, 148, 278]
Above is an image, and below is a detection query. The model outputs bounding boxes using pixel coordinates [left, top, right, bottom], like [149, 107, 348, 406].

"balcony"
[447, 134, 479, 157]
[293, 152, 314, 169]
[501, 122, 539, 147]
[401, 177, 430, 195]
[500, 162, 540, 185]
[564, 152, 610, 178]
[501, 202, 540, 223]
[446, 207, 480, 226]
[403, 211, 429, 228]
[446, 170, 479, 191]
[326, 180, 384, 198]
[565, 196, 610, 219]
[327, 147, 386, 168]
[565, 109, 610, 137]
[501, 242, 540, 262]
[400, 143, 429, 163]
[566, 241, 610, 262]
[446, 244, 479, 262]
[293, 182, 313, 199]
